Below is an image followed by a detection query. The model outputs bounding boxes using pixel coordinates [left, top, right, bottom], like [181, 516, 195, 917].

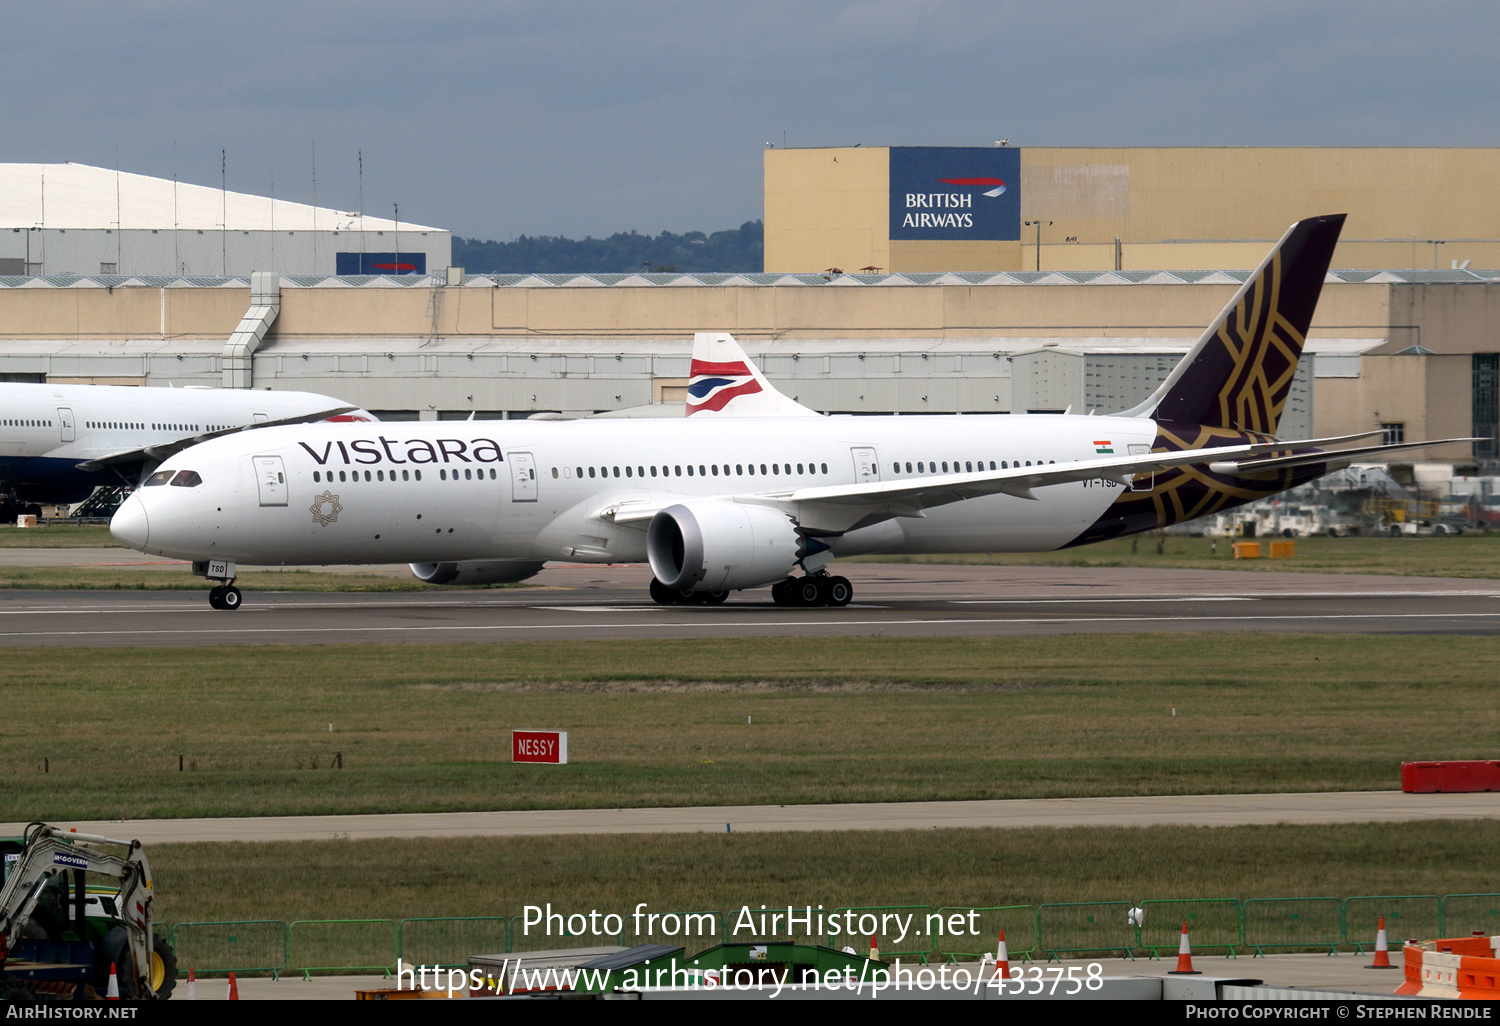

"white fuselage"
[113, 414, 1158, 565]
[0, 382, 373, 501]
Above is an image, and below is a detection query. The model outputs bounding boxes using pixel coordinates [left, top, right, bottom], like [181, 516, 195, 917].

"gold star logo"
[310, 490, 343, 526]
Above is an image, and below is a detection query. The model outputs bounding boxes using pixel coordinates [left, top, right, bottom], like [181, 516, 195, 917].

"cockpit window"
[169, 470, 203, 488]
[143, 471, 175, 487]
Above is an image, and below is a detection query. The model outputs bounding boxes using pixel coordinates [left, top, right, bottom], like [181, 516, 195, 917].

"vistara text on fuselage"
[108, 214, 1470, 610]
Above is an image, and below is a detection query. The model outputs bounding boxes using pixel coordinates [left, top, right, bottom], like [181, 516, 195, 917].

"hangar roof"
[0, 268, 1493, 289]
[0, 162, 440, 233]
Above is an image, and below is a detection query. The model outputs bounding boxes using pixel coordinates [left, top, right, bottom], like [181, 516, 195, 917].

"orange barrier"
[1232, 542, 1262, 560]
[1268, 541, 1295, 559]
[1399, 937, 1500, 998]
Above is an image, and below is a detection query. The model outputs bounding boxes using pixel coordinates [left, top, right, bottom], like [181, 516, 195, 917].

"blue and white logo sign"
[889, 147, 1021, 242]
[53, 851, 89, 870]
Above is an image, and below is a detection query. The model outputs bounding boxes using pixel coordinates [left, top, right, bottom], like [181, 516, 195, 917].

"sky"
[5, 1, 1498, 241]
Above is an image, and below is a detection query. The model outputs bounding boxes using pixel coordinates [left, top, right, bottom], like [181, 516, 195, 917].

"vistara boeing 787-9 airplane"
[110, 213, 1466, 610]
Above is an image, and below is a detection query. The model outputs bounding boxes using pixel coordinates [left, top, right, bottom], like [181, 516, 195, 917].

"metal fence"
[1441, 894, 1500, 940]
[289, 919, 398, 978]
[1344, 895, 1442, 953]
[1038, 901, 1138, 960]
[935, 905, 1038, 964]
[1139, 899, 1242, 959]
[157, 893, 1500, 977]
[831, 905, 936, 963]
[172, 920, 288, 979]
[1242, 898, 1342, 955]
[399, 917, 509, 969]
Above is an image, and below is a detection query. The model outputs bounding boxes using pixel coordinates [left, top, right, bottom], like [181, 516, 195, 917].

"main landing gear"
[208, 582, 243, 610]
[771, 573, 853, 608]
[646, 573, 854, 608]
[649, 578, 729, 605]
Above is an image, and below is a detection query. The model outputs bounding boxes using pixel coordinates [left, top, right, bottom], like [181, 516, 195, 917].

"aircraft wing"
[601, 432, 1393, 535]
[75, 406, 362, 473]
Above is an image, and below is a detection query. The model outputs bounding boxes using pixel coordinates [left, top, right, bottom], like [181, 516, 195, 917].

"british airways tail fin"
[1119, 213, 1345, 435]
[686, 332, 821, 417]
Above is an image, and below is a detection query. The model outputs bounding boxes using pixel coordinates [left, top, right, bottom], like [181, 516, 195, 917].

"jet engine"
[647, 501, 803, 592]
[409, 560, 547, 586]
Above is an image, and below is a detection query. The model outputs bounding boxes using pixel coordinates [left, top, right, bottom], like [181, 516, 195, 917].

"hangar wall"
[5, 271, 1499, 459]
[765, 146, 1500, 274]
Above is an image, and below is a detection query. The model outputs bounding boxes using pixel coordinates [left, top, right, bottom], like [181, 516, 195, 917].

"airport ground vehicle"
[0, 823, 174, 1002]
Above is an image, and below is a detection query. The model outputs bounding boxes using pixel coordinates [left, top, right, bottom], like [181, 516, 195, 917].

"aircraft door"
[56, 408, 74, 443]
[253, 456, 289, 506]
[1128, 443, 1154, 492]
[507, 451, 537, 502]
[851, 446, 880, 484]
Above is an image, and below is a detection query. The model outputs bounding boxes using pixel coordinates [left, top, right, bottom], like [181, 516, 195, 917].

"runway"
[6, 790, 1496, 844]
[0, 561, 1497, 647]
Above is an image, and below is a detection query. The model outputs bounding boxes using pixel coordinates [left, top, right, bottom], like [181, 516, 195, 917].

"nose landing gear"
[208, 584, 243, 610]
[194, 559, 243, 611]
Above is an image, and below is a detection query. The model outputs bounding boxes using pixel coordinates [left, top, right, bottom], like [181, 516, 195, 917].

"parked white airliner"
[109, 214, 1465, 610]
[0, 383, 373, 515]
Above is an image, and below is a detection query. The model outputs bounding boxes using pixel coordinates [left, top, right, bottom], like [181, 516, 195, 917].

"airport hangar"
[0, 150, 1497, 467]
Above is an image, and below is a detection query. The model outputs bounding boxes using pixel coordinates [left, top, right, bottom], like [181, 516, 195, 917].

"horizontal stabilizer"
[1208, 437, 1480, 476]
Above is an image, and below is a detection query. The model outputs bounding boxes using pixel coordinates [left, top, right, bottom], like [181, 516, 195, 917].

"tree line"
[452, 221, 763, 274]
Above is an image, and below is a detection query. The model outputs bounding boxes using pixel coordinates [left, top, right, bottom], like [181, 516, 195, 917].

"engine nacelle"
[647, 501, 803, 592]
[409, 560, 546, 586]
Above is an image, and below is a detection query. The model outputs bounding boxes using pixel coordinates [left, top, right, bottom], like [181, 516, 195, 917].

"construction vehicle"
[0, 823, 175, 1002]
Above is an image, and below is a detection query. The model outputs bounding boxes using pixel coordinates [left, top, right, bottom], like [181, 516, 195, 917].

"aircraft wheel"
[649, 578, 678, 605]
[702, 590, 729, 605]
[220, 586, 243, 611]
[826, 576, 853, 607]
[794, 577, 825, 606]
[208, 586, 225, 610]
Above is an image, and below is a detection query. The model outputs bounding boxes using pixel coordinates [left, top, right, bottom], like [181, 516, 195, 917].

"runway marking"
[954, 597, 1255, 604]
[2, 611, 1498, 640]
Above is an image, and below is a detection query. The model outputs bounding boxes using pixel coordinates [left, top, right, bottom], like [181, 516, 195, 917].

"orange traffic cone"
[187, 967, 196, 1000]
[1367, 916, 1396, 969]
[869, 935, 879, 962]
[106, 962, 120, 1000]
[1167, 923, 1201, 975]
[993, 929, 1012, 980]
[227, 971, 240, 1000]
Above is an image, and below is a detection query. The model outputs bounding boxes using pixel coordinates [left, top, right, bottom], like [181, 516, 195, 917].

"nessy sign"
[888, 146, 1021, 242]
[514, 730, 568, 765]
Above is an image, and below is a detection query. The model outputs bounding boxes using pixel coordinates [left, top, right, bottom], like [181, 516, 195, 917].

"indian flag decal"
[1094, 440, 1114, 454]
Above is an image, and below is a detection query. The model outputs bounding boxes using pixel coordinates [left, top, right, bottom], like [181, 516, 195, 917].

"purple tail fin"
[1131, 214, 1345, 435]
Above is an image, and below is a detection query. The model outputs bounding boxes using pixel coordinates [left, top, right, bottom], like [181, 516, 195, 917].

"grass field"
[0, 525, 118, 547]
[4, 527, 1499, 589]
[149, 820, 1500, 931]
[5, 634, 1497, 821]
[852, 532, 1500, 578]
